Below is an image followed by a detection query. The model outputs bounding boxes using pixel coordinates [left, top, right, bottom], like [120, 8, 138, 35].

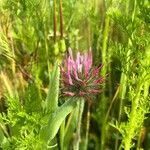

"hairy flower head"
[60, 48, 104, 100]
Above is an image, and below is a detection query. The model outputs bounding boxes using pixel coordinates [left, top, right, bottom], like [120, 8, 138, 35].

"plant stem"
[100, 14, 110, 150]
[115, 72, 127, 150]
[53, 0, 57, 43]
[44, 23, 51, 75]
[84, 102, 91, 150]
[59, 0, 63, 39]
[73, 99, 85, 150]
[10, 36, 16, 76]
[59, 120, 65, 150]
[105, 86, 120, 123]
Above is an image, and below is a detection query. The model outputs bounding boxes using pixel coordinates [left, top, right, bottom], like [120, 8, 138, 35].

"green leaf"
[44, 64, 60, 113]
[40, 98, 77, 143]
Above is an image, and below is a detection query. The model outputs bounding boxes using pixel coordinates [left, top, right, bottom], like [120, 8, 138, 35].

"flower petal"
[63, 91, 75, 96]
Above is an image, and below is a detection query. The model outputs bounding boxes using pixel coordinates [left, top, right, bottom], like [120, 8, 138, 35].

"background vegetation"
[0, 0, 150, 149]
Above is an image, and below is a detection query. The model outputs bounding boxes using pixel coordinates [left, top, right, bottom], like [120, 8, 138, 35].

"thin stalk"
[43, 1, 50, 72]
[53, 0, 57, 42]
[108, 54, 112, 100]
[83, 102, 91, 150]
[59, 0, 63, 39]
[73, 99, 85, 150]
[104, 86, 120, 123]
[87, 21, 91, 49]
[59, 120, 65, 150]
[100, 14, 110, 150]
[10, 37, 16, 76]
[44, 23, 51, 75]
[115, 72, 127, 150]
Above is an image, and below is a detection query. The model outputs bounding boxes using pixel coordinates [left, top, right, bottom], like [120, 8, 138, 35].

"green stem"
[44, 23, 51, 75]
[10, 37, 15, 76]
[59, 0, 63, 38]
[73, 99, 85, 150]
[100, 14, 110, 150]
[59, 120, 65, 150]
[84, 102, 91, 150]
[105, 86, 120, 123]
[115, 73, 127, 150]
[40, 98, 77, 143]
[53, 0, 57, 43]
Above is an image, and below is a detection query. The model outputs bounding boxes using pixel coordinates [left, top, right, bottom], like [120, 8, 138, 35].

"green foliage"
[40, 98, 77, 143]
[0, 64, 78, 149]
[44, 64, 60, 113]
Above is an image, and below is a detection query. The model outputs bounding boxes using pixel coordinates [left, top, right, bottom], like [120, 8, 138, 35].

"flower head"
[61, 48, 104, 100]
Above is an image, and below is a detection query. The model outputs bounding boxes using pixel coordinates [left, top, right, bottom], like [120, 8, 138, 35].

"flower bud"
[53, 42, 59, 55]
[59, 39, 66, 53]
